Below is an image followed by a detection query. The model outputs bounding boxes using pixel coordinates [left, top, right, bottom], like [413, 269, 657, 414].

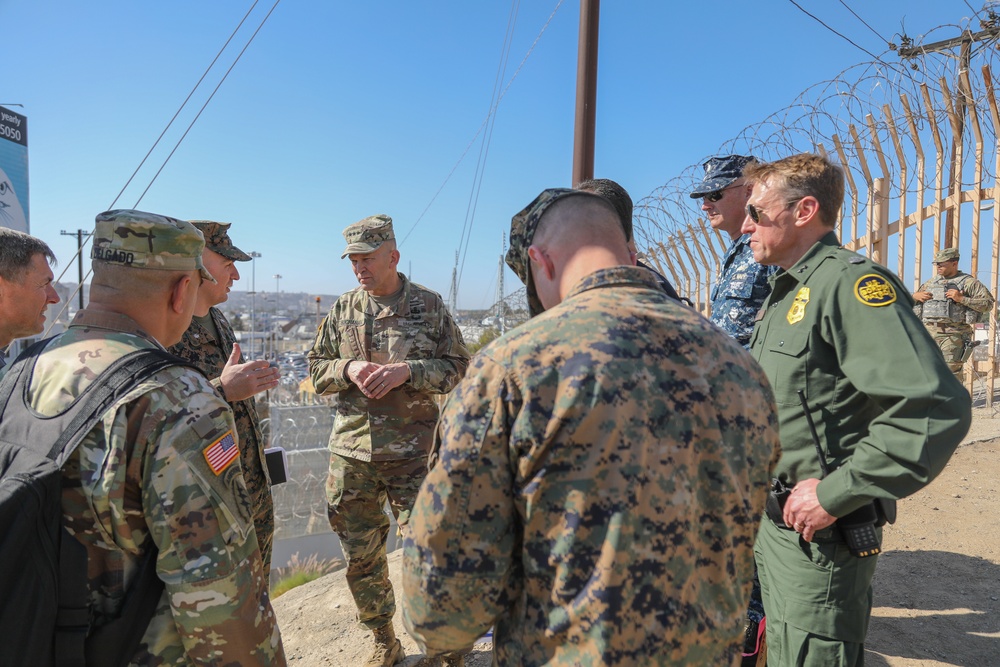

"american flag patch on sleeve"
[203, 431, 239, 475]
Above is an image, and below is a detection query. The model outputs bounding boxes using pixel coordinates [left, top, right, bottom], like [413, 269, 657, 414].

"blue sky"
[1, 0, 973, 308]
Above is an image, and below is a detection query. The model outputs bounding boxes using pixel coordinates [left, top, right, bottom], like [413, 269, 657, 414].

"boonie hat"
[505, 188, 605, 317]
[341, 215, 394, 259]
[933, 248, 960, 263]
[689, 154, 757, 198]
[189, 221, 252, 262]
[92, 209, 216, 283]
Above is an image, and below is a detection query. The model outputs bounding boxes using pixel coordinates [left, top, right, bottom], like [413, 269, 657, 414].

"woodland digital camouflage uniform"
[169, 305, 275, 572]
[308, 270, 469, 630]
[403, 188, 781, 666]
[31, 209, 284, 665]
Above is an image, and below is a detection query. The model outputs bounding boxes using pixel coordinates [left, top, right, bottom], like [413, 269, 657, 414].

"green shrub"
[270, 552, 342, 598]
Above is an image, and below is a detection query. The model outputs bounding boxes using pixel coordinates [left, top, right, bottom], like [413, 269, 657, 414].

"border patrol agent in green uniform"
[741, 154, 971, 667]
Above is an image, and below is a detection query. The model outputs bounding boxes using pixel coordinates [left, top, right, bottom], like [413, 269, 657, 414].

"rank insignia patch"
[854, 274, 897, 306]
[787, 286, 810, 324]
[203, 431, 239, 475]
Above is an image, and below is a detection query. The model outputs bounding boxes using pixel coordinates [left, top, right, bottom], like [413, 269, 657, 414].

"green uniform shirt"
[308, 273, 470, 461]
[750, 232, 971, 517]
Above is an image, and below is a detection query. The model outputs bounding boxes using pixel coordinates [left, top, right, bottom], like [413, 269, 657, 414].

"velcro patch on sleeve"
[854, 274, 897, 307]
[203, 431, 240, 475]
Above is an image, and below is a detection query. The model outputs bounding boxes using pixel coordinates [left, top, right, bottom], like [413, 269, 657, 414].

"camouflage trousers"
[326, 453, 428, 630]
[931, 329, 968, 378]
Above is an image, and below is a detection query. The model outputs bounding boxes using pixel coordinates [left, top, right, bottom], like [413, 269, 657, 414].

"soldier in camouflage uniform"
[742, 154, 970, 666]
[308, 214, 469, 667]
[0, 227, 59, 372]
[402, 189, 781, 666]
[27, 210, 284, 665]
[690, 154, 776, 665]
[913, 247, 995, 379]
[169, 221, 280, 574]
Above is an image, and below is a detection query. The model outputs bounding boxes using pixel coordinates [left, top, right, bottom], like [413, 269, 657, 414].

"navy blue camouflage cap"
[689, 154, 758, 198]
[505, 188, 605, 317]
[341, 214, 394, 259]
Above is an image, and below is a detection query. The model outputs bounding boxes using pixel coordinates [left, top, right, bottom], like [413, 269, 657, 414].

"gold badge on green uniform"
[854, 274, 897, 306]
[786, 286, 810, 324]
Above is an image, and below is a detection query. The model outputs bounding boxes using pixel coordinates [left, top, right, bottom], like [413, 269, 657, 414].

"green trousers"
[754, 515, 879, 666]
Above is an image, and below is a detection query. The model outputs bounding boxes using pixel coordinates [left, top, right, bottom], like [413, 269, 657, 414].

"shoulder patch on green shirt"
[854, 274, 897, 306]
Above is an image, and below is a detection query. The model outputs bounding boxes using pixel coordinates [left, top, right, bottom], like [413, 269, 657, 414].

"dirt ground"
[273, 406, 1000, 666]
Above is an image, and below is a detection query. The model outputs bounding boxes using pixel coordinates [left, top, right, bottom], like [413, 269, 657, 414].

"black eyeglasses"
[745, 198, 803, 223]
[703, 183, 743, 203]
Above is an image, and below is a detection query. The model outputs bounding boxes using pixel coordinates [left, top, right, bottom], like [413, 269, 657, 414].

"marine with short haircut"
[20, 210, 285, 664]
[742, 153, 970, 666]
[0, 227, 59, 369]
[308, 214, 469, 667]
[912, 247, 995, 379]
[403, 188, 780, 666]
[169, 220, 280, 574]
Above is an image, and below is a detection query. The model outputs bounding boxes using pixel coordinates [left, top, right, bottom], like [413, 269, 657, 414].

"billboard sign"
[0, 105, 29, 232]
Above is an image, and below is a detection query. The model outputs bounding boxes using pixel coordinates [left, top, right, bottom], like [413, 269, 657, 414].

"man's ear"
[170, 273, 195, 315]
[794, 196, 822, 228]
[527, 244, 555, 281]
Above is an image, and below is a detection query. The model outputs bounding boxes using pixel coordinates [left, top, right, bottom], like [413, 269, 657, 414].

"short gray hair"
[0, 228, 56, 282]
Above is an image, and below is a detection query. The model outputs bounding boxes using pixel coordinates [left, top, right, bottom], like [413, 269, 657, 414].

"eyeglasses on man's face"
[703, 183, 744, 203]
[745, 198, 803, 224]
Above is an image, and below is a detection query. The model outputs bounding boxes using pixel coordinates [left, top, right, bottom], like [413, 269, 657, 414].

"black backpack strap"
[50, 347, 199, 667]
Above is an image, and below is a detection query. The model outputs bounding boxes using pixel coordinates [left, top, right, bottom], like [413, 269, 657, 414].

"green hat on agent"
[342, 214, 394, 259]
[189, 220, 252, 262]
[505, 188, 605, 317]
[91, 209, 216, 283]
[933, 248, 960, 263]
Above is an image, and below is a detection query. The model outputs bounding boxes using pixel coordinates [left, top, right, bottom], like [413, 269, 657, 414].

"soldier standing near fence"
[308, 214, 470, 667]
[913, 247, 995, 380]
[169, 221, 280, 574]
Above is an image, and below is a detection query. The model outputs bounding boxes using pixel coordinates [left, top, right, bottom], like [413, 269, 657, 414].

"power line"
[133, 0, 282, 207]
[786, 0, 883, 62]
[108, 0, 263, 210]
[397, 0, 566, 248]
[837, 0, 889, 45]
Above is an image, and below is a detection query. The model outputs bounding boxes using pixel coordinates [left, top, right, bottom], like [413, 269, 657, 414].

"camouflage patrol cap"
[505, 188, 605, 317]
[189, 220, 252, 262]
[341, 214, 394, 259]
[92, 209, 216, 283]
[689, 154, 758, 198]
[933, 247, 960, 263]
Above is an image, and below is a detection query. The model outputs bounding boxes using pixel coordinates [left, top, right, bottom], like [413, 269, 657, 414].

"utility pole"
[60, 229, 88, 310]
[448, 251, 458, 315]
[249, 251, 261, 358]
[898, 16, 1000, 246]
[572, 0, 600, 186]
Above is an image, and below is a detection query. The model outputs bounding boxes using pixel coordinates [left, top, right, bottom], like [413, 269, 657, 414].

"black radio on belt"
[796, 390, 882, 558]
